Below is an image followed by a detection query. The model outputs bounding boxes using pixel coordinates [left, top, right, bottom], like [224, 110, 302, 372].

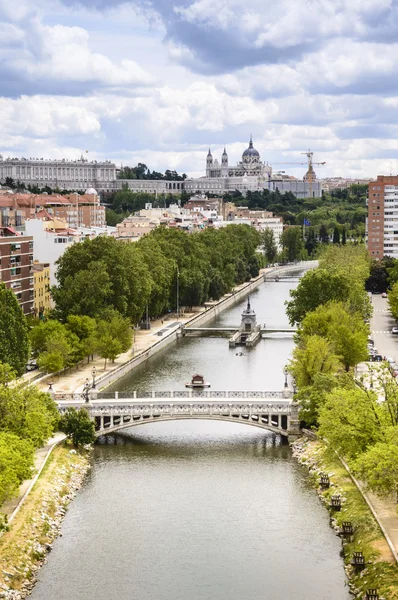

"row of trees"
[30, 312, 132, 372]
[24, 225, 262, 373]
[118, 163, 187, 181]
[288, 246, 398, 501]
[52, 225, 261, 323]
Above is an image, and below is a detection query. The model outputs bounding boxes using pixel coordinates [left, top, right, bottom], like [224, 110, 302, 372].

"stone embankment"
[0, 447, 91, 599]
[292, 437, 398, 599]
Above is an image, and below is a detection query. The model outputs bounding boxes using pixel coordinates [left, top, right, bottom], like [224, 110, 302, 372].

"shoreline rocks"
[0, 448, 91, 599]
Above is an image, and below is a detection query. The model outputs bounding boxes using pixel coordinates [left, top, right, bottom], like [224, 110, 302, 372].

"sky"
[1, 0, 398, 179]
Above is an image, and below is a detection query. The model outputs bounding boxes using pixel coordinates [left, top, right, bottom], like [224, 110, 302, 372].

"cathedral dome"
[242, 136, 260, 159]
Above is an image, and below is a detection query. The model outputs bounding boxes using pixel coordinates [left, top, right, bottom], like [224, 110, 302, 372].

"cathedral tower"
[206, 148, 213, 177]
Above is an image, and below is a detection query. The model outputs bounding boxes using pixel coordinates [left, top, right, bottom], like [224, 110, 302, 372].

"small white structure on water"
[229, 298, 261, 347]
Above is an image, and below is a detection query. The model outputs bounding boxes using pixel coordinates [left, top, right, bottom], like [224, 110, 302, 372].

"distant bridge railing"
[53, 390, 293, 402]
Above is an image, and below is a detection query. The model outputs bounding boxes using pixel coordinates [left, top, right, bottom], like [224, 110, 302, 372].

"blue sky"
[1, 0, 398, 178]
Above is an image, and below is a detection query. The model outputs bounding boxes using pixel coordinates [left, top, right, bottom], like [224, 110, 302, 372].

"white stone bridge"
[55, 390, 301, 441]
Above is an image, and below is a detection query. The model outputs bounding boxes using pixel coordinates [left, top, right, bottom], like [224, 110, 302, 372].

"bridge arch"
[94, 413, 290, 438]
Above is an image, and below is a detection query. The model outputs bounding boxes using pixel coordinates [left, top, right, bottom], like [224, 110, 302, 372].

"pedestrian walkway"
[2, 432, 66, 520]
[36, 311, 199, 395]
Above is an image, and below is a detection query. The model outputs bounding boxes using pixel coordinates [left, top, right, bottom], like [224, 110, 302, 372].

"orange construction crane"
[272, 149, 326, 198]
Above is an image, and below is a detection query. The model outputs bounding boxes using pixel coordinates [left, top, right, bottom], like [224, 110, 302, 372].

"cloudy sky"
[1, 0, 398, 178]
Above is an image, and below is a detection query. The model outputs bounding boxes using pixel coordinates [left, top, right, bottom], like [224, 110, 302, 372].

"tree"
[66, 315, 98, 363]
[289, 335, 342, 388]
[319, 224, 329, 243]
[0, 384, 58, 447]
[31, 320, 77, 373]
[281, 227, 304, 262]
[286, 269, 352, 325]
[0, 433, 34, 504]
[355, 438, 398, 502]
[262, 228, 278, 264]
[366, 257, 395, 293]
[332, 227, 340, 244]
[304, 228, 318, 257]
[341, 228, 346, 245]
[96, 335, 122, 369]
[297, 301, 369, 371]
[0, 283, 30, 376]
[318, 387, 383, 459]
[388, 281, 398, 321]
[296, 372, 354, 428]
[59, 407, 95, 447]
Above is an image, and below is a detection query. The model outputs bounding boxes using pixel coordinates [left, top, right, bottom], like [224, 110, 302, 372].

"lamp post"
[83, 378, 90, 403]
[283, 366, 289, 388]
[92, 366, 96, 389]
[292, 378, 297, 395]
[176, 267, 180, 321]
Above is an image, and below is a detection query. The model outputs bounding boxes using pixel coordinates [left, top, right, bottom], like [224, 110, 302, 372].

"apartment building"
[0, 190, 106, 230]
[32, 261, 51, 318]
[0, 233, 34, 314]
[367, 175, 398, 258]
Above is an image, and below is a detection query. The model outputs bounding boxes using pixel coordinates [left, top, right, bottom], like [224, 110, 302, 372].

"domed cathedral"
[184, 135, 322, 198]
[206, 136, 272, 179]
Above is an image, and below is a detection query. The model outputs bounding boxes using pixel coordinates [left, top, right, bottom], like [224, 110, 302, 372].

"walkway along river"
[31, 278, 350, 600]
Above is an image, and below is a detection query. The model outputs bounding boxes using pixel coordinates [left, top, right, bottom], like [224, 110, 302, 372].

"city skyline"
[1, 0, 398, 179]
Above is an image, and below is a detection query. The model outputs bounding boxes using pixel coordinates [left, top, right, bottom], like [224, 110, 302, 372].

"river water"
[31, 279, 350, 600]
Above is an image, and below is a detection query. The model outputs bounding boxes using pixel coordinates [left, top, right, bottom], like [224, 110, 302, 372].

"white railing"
[54, 390, 293, 403]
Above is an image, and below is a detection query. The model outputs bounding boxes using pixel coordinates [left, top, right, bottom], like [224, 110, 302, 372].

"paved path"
[36, 312, 198, 395]
[2, 432, 66, 519]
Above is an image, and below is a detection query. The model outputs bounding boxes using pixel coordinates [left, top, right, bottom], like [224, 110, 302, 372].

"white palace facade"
[0, 137, 321, 198]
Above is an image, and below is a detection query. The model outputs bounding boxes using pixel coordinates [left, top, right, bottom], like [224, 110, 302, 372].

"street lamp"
[92, 366, 96, 389]
[292, 378, 297, 395]
[283, 366, 289, 388]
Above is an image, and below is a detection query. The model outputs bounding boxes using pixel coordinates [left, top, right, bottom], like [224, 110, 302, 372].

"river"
[31, 278, 350, 600]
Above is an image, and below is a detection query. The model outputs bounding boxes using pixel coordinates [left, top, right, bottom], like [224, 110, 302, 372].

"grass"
[302, 439, 398, 599]
[0, 444, 90, 592]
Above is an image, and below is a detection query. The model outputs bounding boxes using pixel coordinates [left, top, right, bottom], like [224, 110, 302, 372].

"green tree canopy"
[286, 269, 352, 325]
[297, 301, 369, 371]
[0, 432, 34, 504]
[262, 228, 278, 264]
[0, 382, 58, 447]
[318, 387, 383, 459]
[281, 226, 304, 262]
[0, 283, 30, 376]
[59, 407, 95, 447]
[355, 436, 398, 502]
[289, 335, 342, 388]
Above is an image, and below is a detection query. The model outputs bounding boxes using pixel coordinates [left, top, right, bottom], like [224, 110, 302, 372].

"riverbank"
[43, 261, 316, 397]
[0, 445, 91, 599]
[293, 437, 398, 599]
